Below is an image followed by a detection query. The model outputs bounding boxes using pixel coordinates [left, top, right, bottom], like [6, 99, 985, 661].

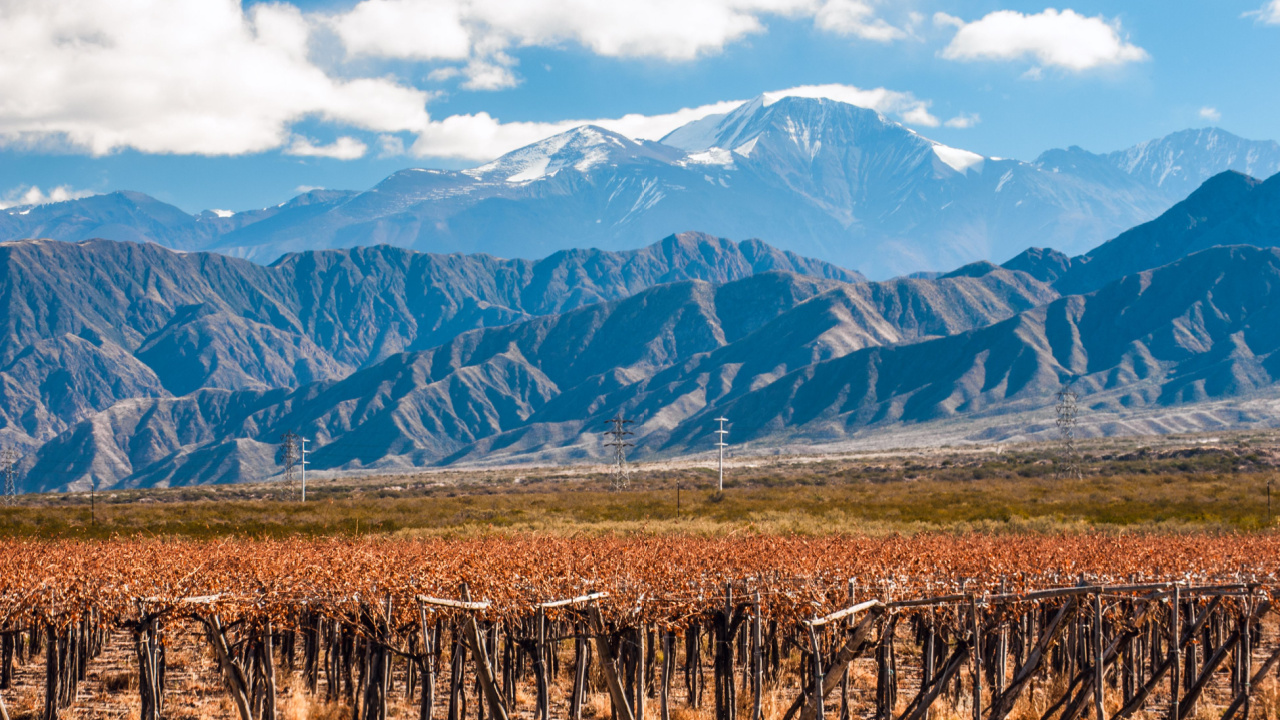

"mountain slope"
[8, 98, 1271, 278]
[0, 233, 855, 450]
[23, 266, 1056, 489]
[1005, 170, 1280, 295]
[674, 245, 1280, 450]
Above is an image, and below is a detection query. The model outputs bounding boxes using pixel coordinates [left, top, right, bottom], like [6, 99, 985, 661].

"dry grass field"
[3, 430, 1279, 538]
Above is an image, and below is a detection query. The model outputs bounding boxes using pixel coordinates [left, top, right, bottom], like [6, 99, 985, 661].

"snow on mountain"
[464, 125, 673, 183]
[4, 96, 1278, 279]
[1103, 127, 1280, 200]
[931, 144, 985, 175]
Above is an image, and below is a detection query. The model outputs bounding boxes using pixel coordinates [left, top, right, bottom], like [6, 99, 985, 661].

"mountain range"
[6, 167, 1280, 491]
[4, 95, 1279, 279]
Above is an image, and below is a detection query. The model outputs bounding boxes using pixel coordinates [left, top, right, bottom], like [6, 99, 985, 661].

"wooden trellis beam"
[805, 600, 882, 626]
[416, 596, 491, 611]
[539, 592, 608, 609]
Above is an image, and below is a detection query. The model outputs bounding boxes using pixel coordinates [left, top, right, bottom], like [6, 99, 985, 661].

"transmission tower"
[1, 448, 17, 506]
[1055, 381, 1082, 480]
[714, 417, 729, 491]
[603, 415, 634, 490]
[280, 431, 300, 499]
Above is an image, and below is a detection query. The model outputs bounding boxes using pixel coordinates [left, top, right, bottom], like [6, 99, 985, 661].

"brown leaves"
[0, 533, 1275, 630]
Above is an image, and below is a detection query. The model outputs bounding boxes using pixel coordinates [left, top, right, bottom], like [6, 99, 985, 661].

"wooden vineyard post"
[842, 580, 854, 720]
[1092, 592, 1103, 720]
[1241, 600, 1252, 720]
[1169, 586, 1180, 720]
[637, 621, 648, 720]
[418, 602, 437, 720]
[535, 607, 549, 720]
[753, 591, 763, 720]
[996, 580, 1008, 695]
[571, 622, 588, 720]
[807, 623, 824, 720]
[970, 595, 981, 720]
[921, 612, 935, 720]
[662, 629, 674, 720]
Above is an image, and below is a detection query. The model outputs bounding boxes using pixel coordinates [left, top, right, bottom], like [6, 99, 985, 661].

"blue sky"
[0, 0, 1276, 213]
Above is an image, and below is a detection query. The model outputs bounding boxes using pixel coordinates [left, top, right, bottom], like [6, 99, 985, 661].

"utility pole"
[714, 417, 729, 491]
[604, 415, 634, 490]
[1, 448, 17, 506]
[1055, 381, 1082, 480]
[300, 437, 309, 502]
[280, 431, 299, 499]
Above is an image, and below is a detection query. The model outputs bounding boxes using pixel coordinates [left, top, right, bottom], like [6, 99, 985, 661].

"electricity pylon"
[1055, 381, 1082, 480]
[1, 448, 17, 505]
[280, 431, 300, 498]
[604, 415, 634, 490]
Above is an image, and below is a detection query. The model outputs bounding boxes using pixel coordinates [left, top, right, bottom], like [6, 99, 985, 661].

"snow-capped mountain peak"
[932, 143, 986, 175]
[661, 94, 930, 166]
[466, 125, 675, 184]
[1102, 127, 1280, 198]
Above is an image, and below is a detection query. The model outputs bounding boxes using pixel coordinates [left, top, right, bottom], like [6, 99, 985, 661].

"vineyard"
[1, 534, 1278, 720]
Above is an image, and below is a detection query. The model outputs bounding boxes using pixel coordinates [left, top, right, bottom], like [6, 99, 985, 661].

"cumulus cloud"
[1199, 107, 1222, 122]
[0, 185, 95, 209]
[0, 0, 431, 156]
[0, 0, 924, 163]
[944, 112, 981, 129]
[285, 136, 370, 159]
[333, 0, 471, 60]
[940, 9, 1148, 71]
[330, 0, 906, 87]
[410, 83, 946, 160]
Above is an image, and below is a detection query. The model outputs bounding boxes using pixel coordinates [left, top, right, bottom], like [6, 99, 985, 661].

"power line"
[300, 436, 310, 502]
[714, 417, 729, 491]
[603, 415, 634, 490]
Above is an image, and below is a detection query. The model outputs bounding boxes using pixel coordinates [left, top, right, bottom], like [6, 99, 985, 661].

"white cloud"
[762, 84, 939, 126]
[814, 0, 904, 41]
[330, 0, 906, 89]
[0, 184, 95, 209]
[1199, 107, 1222, 123]
[410, 83, 945, 160]
[0, 0, 923, 164]
[940, 9, 1148, 71]
[944, 112, 981, 129]
[285, 136, 370, 160]
[932, 12, 964, 29]
[1248, 0, 1280, 23]
[0, 0, 431, 156]
[377, 134, 408, 158]
[333, 0, 471, 60]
